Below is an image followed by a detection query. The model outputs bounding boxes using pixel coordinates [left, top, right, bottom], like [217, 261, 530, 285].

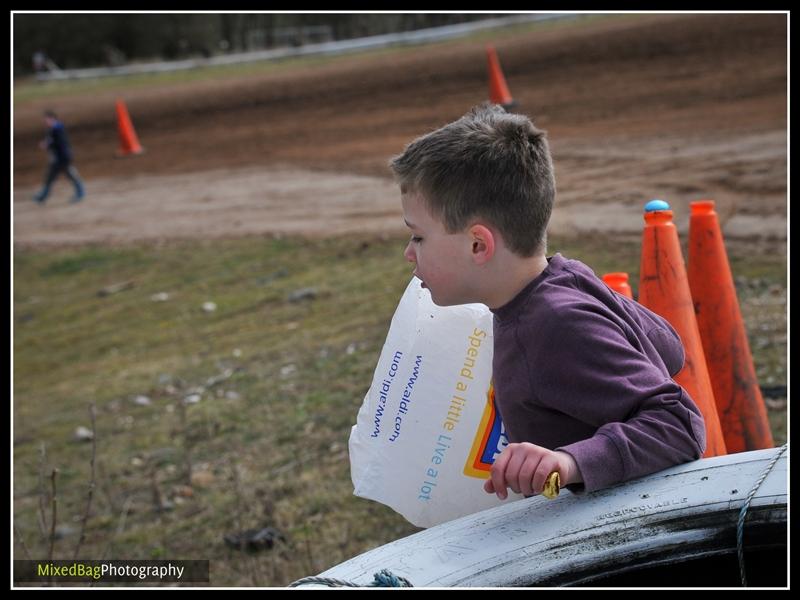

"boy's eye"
[410, 235, 423, 243]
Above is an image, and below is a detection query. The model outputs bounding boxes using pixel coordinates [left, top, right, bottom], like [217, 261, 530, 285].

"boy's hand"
[483, 443, 582, 500]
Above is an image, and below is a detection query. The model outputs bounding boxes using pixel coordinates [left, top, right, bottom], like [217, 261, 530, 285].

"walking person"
[33, 110, 86, 204]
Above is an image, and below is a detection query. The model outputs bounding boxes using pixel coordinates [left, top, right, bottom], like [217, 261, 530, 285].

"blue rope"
[736, 444, 787, 587]
[371, 569, 413, 587]
[289, 568, 413, 587]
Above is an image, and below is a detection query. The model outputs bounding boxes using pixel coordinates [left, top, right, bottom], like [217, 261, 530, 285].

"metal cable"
[736, 444, 787, 587]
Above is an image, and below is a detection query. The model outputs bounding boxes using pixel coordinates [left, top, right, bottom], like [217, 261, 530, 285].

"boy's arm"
[641, 309, 686, 377]
[530, 303, 706, 493]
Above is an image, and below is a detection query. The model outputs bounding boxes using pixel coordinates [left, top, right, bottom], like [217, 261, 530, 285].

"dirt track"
[13, 13, 787, 247]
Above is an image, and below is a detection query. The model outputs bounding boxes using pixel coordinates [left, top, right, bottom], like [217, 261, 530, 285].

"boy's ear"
[469, 224, 495, 265]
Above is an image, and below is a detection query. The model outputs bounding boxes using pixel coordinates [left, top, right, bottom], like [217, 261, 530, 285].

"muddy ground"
[13, 13, 787, 247]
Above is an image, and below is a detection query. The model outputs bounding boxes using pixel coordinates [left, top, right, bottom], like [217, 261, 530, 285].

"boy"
[389, 103, 705, 499]
[33, 110, 86, 205]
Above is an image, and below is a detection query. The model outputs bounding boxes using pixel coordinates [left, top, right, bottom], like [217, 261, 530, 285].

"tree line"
[14, 13, 501, 75]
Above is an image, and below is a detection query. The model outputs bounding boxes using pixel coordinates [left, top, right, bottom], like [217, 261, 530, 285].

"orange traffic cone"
[602, 272, 634, 299]
[639, 200, 727, 457]
[116, 98, 144, 157]
[486, 45, 516, 110]
[688, 200, 774, 453]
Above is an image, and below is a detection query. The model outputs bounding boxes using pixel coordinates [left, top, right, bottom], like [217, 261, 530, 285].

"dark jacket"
[47, 121, 73, 164]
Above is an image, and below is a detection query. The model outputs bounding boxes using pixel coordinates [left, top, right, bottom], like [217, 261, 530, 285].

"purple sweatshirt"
[491, 253, 706, 493]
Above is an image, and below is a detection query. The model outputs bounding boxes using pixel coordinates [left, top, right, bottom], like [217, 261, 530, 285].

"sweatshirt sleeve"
[641, 307, 686, 377]
[528, 302, 706, 493]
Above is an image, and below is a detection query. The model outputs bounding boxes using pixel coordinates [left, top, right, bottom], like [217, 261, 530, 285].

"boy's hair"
[389, 103, 555, 257]
[43, 109, 58, 119]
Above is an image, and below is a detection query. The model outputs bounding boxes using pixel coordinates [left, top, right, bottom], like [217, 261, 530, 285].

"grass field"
[12, 231, 786, 586]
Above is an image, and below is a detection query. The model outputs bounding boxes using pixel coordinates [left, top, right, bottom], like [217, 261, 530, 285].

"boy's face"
[402, 191, 476, 306]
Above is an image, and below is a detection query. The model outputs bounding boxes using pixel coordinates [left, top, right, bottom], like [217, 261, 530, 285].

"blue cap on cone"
[644, 199, 670, 212]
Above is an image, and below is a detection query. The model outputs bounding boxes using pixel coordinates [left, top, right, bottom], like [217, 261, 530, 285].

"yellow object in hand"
[542, 471, 561, 499]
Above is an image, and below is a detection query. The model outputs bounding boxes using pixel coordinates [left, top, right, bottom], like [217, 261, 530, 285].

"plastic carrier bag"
[349, 277, 522, 528]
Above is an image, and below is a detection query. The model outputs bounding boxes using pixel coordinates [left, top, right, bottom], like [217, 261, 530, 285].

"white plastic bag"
[349, 277, 522, 528]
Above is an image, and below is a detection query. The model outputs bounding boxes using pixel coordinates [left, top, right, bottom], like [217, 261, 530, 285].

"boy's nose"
[404, 242, 416, 263]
